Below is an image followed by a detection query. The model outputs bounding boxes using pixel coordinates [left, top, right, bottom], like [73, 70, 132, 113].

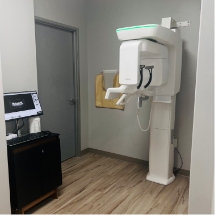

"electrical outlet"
[173, 139, 177, 148]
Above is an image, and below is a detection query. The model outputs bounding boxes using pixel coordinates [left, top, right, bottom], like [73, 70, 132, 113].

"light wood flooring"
[27, 152, 189, 214]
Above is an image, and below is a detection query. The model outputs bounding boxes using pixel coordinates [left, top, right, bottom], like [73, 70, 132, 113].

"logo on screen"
[9, 99, 25, 109]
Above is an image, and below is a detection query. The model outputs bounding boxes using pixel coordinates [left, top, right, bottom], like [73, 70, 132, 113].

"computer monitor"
[4, 91, 43, 121]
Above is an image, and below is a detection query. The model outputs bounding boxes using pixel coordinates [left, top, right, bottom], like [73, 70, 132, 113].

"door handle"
[69, 99, 76, 105]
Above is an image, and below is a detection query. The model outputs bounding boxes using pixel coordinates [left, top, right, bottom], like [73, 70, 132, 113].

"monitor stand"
[16, 120, 21, 137]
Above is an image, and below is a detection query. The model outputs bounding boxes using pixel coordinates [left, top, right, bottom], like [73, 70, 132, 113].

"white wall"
[0, 1, 88, 211]
[0, 0, 38, 93]
[0, 54, 11, 214]
[0, 1, 38, 212]
[188, 0, 214, 213]
[87, 0, 201, 170]
[34, 0, 88, 150]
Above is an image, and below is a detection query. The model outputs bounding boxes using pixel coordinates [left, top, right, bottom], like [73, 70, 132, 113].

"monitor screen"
[4, 91, 43, 121]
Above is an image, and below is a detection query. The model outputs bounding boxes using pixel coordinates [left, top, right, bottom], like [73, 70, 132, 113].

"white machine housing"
[106, 23, 182, 103]
[120, 40, 168, 88]
[105, 18, 183, 185]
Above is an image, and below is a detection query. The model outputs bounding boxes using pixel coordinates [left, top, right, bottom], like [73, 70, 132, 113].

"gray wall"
[34, 0, 89, 150]
[87, 0, 201, 170]
[188, 0, 214, 213]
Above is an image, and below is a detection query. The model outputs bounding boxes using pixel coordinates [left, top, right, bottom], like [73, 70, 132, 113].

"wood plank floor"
[27, 152, 189, 214]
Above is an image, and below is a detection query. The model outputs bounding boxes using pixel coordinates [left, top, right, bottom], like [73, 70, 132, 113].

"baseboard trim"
[88, 148, 149, 166]
[81, 148, 190, 177]
[176, 169, 190, 177]
[80, 148, 89, 156]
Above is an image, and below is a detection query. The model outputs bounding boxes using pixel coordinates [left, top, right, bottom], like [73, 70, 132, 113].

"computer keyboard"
[7, 131, 50, 146]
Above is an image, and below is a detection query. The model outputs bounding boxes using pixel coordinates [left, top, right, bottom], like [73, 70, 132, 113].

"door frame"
[35, 16, 81, 157]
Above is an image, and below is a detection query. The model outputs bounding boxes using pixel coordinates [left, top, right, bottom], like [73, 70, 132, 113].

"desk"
[7, 133, 62, 214]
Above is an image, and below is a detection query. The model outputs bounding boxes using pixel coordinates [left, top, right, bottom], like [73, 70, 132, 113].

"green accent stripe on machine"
[116, 24, 158, 32]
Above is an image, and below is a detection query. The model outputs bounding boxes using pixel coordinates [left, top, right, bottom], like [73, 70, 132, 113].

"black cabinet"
[13, 146, 42, 208]
[40, 139, 62, 194]
[7, 133, 62, 212]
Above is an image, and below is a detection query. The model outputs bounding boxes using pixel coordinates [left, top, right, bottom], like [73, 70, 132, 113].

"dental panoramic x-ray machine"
[105, 17, 190, 185]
